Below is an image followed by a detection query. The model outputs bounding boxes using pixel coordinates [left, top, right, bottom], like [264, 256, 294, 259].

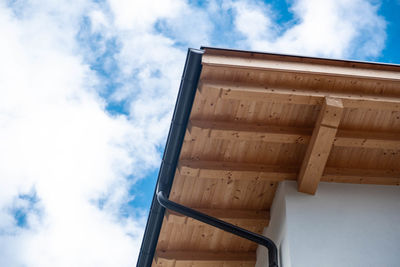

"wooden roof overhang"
[149, 48, 400, 267]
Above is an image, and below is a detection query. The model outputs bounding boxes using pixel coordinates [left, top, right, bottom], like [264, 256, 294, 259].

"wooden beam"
[322, 167, 400, 186]
[199, 81, 400, 111]
[165, 209, 270, 227]
[178, 159, 400, 186]
[188, 119, 400, 150]
[298, 97, 344, 194]
[202, 54, 400, 81]
[188, 119, 311, 144]
[335, 130, 400, 150]
[178, 160, 298, 181]
[154, 251, 256, 265]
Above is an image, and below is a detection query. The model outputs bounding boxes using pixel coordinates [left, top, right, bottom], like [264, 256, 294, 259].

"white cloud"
[230, 1, 276, 42]
[108, 0, 183, 31]
[0, 0, 215, 265]
[104, 0, 213, 146]
[228, 0, 386, 59]
[0, 1, 147, 266]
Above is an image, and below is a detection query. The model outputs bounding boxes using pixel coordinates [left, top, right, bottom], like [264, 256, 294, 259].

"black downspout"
[157, 191, 279, 267]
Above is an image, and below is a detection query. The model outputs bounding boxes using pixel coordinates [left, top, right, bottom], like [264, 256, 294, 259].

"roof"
[138, 47, 400, 267]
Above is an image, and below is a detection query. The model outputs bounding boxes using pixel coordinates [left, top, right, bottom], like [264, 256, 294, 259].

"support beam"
[199, 81, 400, 111]
[298, 98, 344, 194]
[165, 209, 270, 227]
[178, 160, 298, 181]
[154, 251, 256, 266]
[188, 119, 400, 149]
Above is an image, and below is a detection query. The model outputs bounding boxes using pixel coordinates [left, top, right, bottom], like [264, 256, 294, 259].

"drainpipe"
[156, 191, 279, 267]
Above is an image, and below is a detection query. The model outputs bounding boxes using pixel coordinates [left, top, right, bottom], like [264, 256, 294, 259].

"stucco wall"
[257, 181, 400, 267]
[256, 182, 291, 267]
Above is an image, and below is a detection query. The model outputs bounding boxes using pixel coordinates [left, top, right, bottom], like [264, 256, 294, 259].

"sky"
[0, 0, 399, 266]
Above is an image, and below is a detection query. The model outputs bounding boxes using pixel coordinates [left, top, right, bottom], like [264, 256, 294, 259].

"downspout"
[137, 48, 279, 267]
[156, 191, 279, 267]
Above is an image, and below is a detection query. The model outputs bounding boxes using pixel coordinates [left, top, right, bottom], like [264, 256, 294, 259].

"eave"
[138, 47, 400, 267]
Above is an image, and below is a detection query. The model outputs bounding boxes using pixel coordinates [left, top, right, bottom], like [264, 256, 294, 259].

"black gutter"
[157, 191, 279, 267]
[137, 47, 279, 267]
[136, 48, 204, 267]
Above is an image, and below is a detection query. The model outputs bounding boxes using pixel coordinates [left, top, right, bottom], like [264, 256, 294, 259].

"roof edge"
[201, 46, 400, 70]
[136, 48, 203, 267]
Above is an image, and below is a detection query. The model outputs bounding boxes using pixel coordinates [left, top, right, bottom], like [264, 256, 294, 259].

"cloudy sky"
[0, 0, 399, 266]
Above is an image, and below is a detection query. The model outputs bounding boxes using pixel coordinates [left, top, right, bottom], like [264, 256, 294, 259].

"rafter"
[165, 209, 270, 227]
[178, 159, 400, 186]
[322, 167, 400, 185]
[188, 119, 400, 150]
[178, 160, 298, 181]
[188, 119, 311, 144]
[199, 81, 400, 111]
[154, 251, 256, 265]
[335, 130, 400, 150]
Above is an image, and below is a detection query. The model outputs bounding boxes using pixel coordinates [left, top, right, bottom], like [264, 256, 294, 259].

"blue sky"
[378, 0, 400, 63]
[0, 0, 399, 266]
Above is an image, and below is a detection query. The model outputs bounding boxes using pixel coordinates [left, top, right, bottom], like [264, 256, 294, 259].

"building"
[137, 47, 400, 267]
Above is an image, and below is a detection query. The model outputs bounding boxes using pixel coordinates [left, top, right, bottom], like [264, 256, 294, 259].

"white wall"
[256, 182, 291, 267]
[257, 181, 400, 267]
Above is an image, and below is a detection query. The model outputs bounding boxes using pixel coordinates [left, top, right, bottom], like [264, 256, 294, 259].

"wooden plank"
[189, 119, 400, 149]
[178, 160, 298, 181]
[154, 251, 256, 264]
[165, 209, 270, 227]
[202, 54, 400, 81]
[199, 81, 400, 111]
[298, 98, 344, 194]
[203, 48, 400, 72]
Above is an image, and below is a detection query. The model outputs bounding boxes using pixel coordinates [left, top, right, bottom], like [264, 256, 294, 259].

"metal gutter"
[136, 48, 204, 267]
[137, 47, 279, 267]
